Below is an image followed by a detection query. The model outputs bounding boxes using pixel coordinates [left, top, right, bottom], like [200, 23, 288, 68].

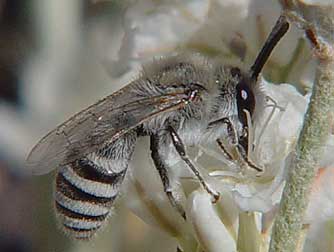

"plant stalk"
[269, 44, 334, 251]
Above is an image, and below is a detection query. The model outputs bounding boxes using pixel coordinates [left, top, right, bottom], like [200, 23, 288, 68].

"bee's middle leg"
[150, 134, 187, 220]
[167, 126, 220, 203]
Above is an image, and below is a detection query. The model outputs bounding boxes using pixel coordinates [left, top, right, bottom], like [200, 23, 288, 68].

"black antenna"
[250, 15, 290, 81]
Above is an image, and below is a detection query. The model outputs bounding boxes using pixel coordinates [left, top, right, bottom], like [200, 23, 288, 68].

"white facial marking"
[241, 90, 248, 100]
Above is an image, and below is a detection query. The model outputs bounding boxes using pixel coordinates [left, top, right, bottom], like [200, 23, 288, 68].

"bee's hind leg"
[150, 134, 187, 220]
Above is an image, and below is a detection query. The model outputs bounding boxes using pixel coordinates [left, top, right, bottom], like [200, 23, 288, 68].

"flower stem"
[269, 29, 334, 252]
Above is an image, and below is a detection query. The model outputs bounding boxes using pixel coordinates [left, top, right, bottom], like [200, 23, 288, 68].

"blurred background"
[0, 1, 176, 252]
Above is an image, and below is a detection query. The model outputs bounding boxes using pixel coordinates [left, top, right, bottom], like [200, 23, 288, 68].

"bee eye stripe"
[241, 90, 248, 100]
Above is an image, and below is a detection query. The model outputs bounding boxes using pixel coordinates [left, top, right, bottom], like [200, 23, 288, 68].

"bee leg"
[209, 117, 238, 159]
[150, 135, 187, 220]
[168, 126, 220, 203]
[216, 139, 234, 161]
[221, 119, 263, 172]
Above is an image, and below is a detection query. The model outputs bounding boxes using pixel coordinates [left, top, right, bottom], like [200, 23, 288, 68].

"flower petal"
[187, 190, 236, 252]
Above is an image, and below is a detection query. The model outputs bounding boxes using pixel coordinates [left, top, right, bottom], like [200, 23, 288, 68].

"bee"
[27, 16, 289, 240]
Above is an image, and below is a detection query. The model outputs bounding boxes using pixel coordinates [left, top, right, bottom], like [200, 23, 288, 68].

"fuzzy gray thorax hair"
[207, 65, 241, 122]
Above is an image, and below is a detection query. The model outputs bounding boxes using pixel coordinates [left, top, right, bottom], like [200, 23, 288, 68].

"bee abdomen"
[55, 158, 126, 240]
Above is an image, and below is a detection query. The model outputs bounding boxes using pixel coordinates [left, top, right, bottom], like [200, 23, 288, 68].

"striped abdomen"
[54, 133, 136, 239]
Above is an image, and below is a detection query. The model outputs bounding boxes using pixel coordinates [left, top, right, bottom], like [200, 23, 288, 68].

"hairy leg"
[150, 134, 187, 220]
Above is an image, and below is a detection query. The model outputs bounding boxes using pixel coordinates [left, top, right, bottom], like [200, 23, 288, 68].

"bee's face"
[214, 66, 256, 154]
[231, 68, 256, 127]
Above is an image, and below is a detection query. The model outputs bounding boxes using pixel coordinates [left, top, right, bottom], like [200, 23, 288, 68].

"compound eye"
[236, 80, 255, 125]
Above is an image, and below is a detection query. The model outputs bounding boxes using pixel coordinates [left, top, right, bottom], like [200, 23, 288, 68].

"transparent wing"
[27, 83, 188, 175]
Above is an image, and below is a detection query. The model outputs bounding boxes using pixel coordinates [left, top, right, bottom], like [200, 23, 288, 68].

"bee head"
[230, 67, 256, 127]
[210, 65, 257, 156]
[229, 67, 256, 154]
[207, 16, 288, 172]
[229, 15, 289, 156]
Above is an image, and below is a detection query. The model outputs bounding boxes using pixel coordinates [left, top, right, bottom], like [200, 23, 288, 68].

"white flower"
[187, 191, 237, 252]
[179, 79, 307, 214]
[180, 79, 309, 250]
